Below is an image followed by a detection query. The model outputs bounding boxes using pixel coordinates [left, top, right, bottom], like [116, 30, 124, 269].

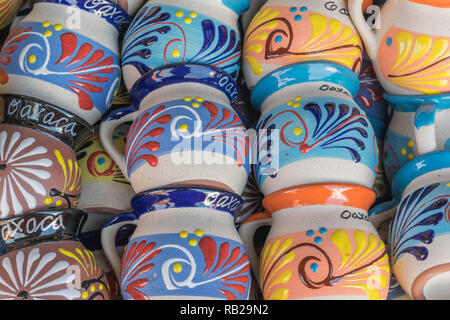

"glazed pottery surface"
[0, 0, 26, 29]
[243, 0, 364, 90]
[76, 124, 135, 214]
[258, 184, 390, 300]
[101, 187, 251, 300]
[383, 93, 450, 184]
[101, 64, 250, 195]
[0, 0, 131, 125]
[0, 209, 111, 300]
[390, 180, 450, 299]
[121, 0, 250, 91]
[0, 123, 82, 217]
[349, 0, 450, 96]
[253, 62, 378, 196]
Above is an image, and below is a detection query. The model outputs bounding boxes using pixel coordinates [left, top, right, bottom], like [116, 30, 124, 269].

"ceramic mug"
[0, 208, 111, 300]
[0, 0, 26, 30]
[383, 93, 450, 184]
[242, 0, 365, 90]
[76, 124, 135, 214]
[0, 95, 94, 217]
[240, 183, 390, 300]
[349, 0, 450, 96]
[252, 62, 378, 196]
[0, 0, 131, 125]
[121, 0, 250, 91]
[101, 186, 252, 300]
[100, 63, 250, 195]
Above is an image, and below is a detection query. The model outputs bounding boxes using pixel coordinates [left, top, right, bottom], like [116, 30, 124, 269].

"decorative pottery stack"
[0, 0, 133, 300]
[99, 0, 255, 300]
[238, 0, 392, 300]
[349, 0, 450, 300]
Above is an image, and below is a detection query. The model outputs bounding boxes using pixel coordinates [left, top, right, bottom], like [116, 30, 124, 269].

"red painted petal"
[199, 237, 217, 276]
[56, 33, 77, 64]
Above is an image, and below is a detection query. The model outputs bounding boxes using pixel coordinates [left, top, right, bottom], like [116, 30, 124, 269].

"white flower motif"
[0, 247, 81, 300]
[0, 130, 53, 217]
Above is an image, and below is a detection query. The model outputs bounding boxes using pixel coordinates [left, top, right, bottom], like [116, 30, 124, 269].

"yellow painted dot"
[180, 231, 188, 238]
[175, 10, 184, 17]
[377, 148, 380, 155]
[293, 127, 303, 135]
[81, 291, 88, 299]
[294, 96, 302, 101]
[173, 263, 183, 273]
[90, 285, 96, 292]
[184, 97, 192, 102]
[192, 102, 200, 108]
[172, 49, 180, 58]
[407, 140, 415, 148]
[293, 103, 301, 108]
[189, 238, 198, 246]
[446, 183, 450, 187]
[28, 54, 36, 64]
[42, 21, 51, 27]
[194, 229, 204, 237]
[190, 11, 198, 18]
[54, 24, 63, 31]
[179, 123, 189, 132]
[195, 97, 204, 102]
[44, 197, 53, 205]
[401, 148, 407, 155]
[184, 17, 192, 24]
[99, 284, 104, 290]
[56, 200, 63, 207]
[408, 154, 414, 160]
[286, 101, 293, 106]
[44, 30, 53, 37]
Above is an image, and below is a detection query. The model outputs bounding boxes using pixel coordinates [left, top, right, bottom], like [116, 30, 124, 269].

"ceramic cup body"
[383, 93, 450, 184]
[0, 209, 111, 300]
[259, 184, 390, 300]
[101, 187, 251, 300]
[0, 0, 131, 125]
[121, 0, 249, 91]
[349, 0, 450, 96]
[243, 0, 364, 90]
[252, 62, 378, 196]
[390, 181, 450, 300]
[0, 123, 81, 217]
[100, 64, 250, 195]
[76, 124, 135, 214]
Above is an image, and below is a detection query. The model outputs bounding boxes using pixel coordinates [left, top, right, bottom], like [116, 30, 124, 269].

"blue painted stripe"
[384, 93, 450, 113]
[221, 0, 250, 15]
[251, 62, 360, 111]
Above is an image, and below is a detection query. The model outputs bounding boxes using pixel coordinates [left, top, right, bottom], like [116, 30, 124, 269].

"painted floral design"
[122, 5, 242, 81]
[120, 231, 251, 300]
[0, 130, 52, 217]
[0, 25, 30, 84]
[0, 247, 80, 300]
[260, 228, 389, 300]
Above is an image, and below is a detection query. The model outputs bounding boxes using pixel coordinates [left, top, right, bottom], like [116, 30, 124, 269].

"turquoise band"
[251, 62, 360, 111]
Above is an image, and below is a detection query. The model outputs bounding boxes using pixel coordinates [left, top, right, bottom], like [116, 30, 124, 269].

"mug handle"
[348, 0, 379, 61]
[101, 212, 139, 282]
[414, 103, 437, 156]
[238, 212, 272, 287]
[99, 106, 140, 180]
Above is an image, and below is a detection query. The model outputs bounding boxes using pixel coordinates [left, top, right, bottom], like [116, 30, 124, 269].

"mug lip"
[251, 61, 360, 111]
[1, 94, 94, 149]
[130, 185, 244, 217]
[33, 0, 131, 32]
[129, 63, 239, 106]
[391, 150, 450, 201]
[384, 92, 450, 112]
[263, 183, 376, 214]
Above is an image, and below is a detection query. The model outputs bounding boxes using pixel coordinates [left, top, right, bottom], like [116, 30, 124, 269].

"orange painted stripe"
[263, 183, 376, 214]
[240, 211, 271, 224]
[408, 0, 450, 8]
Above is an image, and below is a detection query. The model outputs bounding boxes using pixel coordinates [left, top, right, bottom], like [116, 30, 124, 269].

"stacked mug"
[99, 0, 255, 300]
[0, 0, 132, 300]
[238, 0, 392, 300]
[349, 0, 450, 299]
